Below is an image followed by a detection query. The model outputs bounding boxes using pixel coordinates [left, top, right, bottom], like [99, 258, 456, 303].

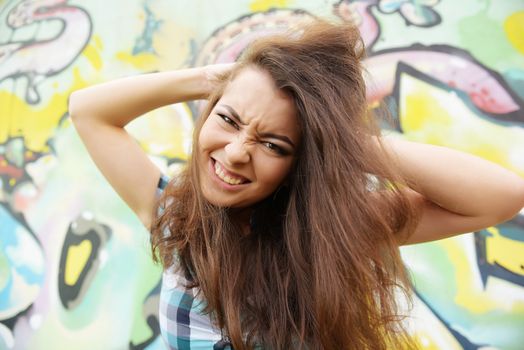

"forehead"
[218, 67, 300, 141]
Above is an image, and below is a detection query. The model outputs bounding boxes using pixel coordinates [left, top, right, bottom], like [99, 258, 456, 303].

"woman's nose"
[224, 136, 250, 164]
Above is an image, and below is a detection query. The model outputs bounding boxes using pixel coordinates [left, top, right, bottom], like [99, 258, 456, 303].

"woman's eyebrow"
[221, 104, 247, 125]
[220, 104, 296, 149]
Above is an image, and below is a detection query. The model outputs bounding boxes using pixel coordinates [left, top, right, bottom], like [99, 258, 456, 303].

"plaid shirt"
[156, 175, 232, 350]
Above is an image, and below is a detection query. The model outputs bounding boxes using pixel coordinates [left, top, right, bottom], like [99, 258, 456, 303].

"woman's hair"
[151, 19, 420, 350]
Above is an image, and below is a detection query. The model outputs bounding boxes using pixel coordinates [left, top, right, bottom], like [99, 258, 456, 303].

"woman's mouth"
[212, 159, 250, 186]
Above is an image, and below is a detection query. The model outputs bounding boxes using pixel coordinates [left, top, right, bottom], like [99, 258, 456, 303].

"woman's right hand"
[70, 66, 230, 230]
[202, 63, 236, 98]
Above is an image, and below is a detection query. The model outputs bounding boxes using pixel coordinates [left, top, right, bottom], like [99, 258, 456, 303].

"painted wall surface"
[0, 0, 523, 349]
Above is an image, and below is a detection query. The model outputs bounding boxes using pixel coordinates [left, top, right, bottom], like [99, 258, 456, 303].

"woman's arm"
[69, 66, 228, 229]
[378, 136, 524, 245]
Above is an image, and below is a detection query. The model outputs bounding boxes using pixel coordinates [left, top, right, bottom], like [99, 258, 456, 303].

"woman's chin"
[201, 187, 261, 210]
[201, 185, 242, 208]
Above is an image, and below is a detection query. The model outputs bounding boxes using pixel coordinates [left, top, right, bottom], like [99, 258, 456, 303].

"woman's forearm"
[69, 67, 209, 127]
[380, 136, 524, 221]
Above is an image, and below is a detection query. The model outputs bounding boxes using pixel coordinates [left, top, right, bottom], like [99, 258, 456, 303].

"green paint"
[505, 69, 524, 100]
[456, 5, 522, 71]
[401, 242, 458, 304]
[457, 13, 512, 66]
[0, 252, 8, 291]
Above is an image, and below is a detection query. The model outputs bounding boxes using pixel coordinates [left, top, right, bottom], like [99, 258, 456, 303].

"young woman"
[69, 20, 524, 350]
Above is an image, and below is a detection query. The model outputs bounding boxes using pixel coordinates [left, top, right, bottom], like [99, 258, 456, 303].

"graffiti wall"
[1, 0, 523, 349]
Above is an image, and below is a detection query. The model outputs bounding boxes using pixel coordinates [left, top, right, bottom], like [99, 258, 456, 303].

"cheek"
[255, 158, 293, 187]
[198, 121, 215, 152]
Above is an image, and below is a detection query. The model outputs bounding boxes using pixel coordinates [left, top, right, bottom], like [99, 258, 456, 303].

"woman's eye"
[218, 114, 239, 129]
[262, 142, 286, 155]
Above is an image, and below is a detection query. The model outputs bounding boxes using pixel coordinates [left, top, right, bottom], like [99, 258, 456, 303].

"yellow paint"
[0, 68, 89, 152]
[65, 240, 92, 286]
[399, 73, 524, 176]
[250, 0, 291, 12]
[403, 93, 453, 131]
[93, 34, 104, 50]
[127, 103, 193, 160]
[82, 40, 104, 71]
[445, 239, 490, 310]
[151, 22, 192, 71]
[504, 12, 524, 55]
[412, 333, 451, 350]
[436, 238, 497, 313]
[115, 51, 158, 71]
[485, 226, 524, 276]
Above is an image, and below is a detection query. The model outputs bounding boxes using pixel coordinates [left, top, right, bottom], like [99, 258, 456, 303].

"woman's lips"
[210, 158, 251, 186]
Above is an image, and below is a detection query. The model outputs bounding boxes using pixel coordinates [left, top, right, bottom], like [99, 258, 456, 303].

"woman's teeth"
[214, 161, 245, 185]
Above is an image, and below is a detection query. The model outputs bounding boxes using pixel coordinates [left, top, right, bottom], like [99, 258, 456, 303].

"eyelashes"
[261, 141, 288, 155]
[218, 113, 239, 130]
[216, 113, 289, 156]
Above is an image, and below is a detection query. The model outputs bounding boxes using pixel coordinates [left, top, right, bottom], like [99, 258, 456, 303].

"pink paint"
[364, 51, 520, 114]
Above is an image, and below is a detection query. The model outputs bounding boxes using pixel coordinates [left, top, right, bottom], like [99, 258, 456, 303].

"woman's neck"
[230, 207, 254, 235]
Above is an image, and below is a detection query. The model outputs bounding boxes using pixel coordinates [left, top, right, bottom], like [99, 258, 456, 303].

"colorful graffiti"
[0, 0, 523, 349]
[0, 0, 92, 104]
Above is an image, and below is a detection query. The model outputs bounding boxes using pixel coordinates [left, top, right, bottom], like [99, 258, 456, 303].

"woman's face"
[198, 66, 300, 208]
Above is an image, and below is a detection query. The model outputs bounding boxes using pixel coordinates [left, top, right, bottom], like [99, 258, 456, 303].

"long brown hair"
[152, 19, 420, 349]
